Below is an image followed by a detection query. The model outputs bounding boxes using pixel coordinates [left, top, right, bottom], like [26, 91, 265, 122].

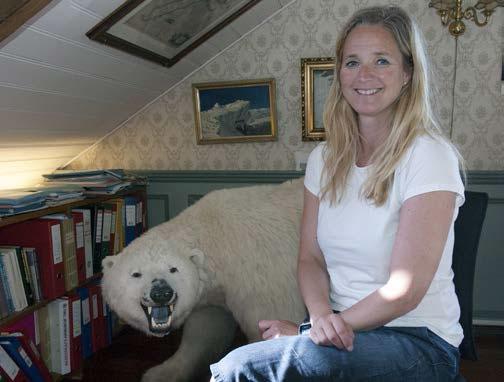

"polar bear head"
[101, 235, 206, 337]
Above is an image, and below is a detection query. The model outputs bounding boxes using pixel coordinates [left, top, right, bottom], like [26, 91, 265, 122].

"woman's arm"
[297, 187, 332, 319]
[297, 187, 354, 350]
[339, 190, 456, 331]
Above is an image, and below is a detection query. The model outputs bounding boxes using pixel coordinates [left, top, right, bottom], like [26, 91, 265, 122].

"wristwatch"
[298, 320, 312, 335]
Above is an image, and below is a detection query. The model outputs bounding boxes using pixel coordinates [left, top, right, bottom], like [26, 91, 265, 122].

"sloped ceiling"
[0, 0, 286, 189]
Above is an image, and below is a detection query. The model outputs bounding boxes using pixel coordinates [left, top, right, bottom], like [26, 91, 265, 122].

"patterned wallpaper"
[66, 0, 504, 171]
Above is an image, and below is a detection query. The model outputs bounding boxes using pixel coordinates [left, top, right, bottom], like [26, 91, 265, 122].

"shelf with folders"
[0, 186, 147, 228]
[0, 273, 103, 328]
[0, 186, 147, 380]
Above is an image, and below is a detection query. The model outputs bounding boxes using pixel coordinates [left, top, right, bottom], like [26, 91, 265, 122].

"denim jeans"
[210, 326, 459, 381]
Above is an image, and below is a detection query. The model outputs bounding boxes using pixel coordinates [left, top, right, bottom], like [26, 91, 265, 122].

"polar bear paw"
[141, 363, 185, 382]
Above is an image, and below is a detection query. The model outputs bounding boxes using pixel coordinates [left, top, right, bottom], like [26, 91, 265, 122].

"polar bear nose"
[150, 279, 175, 304]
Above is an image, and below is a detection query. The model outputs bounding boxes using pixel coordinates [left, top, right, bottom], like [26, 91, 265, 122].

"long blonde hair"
[321, 6, 456, 206]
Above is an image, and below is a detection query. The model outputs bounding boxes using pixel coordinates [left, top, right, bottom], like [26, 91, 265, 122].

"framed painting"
[301, 57, 335, 141]
[192, 78, 277, 144]
[501, 52, 504, 95]
[86, 0, 262, 67]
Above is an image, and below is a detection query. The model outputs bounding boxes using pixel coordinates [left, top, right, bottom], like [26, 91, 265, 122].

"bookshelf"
[0, 186, 147, 380]
[0, 273, 103, 328]
[0, 187, 145, 228]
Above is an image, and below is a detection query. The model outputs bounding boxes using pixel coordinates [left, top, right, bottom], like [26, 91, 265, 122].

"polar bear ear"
[190, 248, 205, 267]
[102, 256, 116, 270]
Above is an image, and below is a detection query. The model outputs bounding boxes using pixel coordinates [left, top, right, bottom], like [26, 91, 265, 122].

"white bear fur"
[102, 178, 306, 381]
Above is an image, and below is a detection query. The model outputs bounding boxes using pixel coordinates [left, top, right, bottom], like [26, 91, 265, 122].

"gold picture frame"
[301, 57, 335, 141]
[192, 79, 277, 145]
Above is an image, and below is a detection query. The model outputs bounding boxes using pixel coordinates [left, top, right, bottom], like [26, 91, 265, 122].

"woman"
[211, 5, 464, 381]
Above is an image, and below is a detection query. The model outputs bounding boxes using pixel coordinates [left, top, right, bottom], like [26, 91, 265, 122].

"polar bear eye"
[169, 267, 178, 273]
[131, 272, 142, 278]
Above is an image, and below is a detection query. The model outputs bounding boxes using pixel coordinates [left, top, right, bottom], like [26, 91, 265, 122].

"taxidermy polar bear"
[101, 178, 306, 382]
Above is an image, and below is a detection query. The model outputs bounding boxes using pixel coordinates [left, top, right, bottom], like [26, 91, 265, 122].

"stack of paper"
[42, 169, 146, 195]
[0, 190, 46, 216]
[25, 183, 85, 206]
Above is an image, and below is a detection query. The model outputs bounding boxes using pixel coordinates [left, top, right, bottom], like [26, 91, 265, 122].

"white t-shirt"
[304, 134, 465, 347]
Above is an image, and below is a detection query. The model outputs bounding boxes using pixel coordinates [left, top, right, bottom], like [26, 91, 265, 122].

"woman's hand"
[310, 312, 354, 351]
[258, 319, 298, 340]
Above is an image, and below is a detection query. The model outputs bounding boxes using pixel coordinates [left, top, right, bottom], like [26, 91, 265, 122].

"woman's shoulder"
[307, 142, 327, 162]
[400, 133, 460, 169]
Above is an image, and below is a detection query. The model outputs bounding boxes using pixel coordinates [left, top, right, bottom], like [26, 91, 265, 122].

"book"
[23, 249, 42, 303]
[111, 199, 125, 254]
[100, 204, 113, 263]
[0, 258, 14, 314]
[75, 287, 92, 359]
[66, 294, 82, 372]
[87, 284, 103, 353]
[71, 211, 86, 283]
[0, 345, 28, 382]
[0, 219, 65, 300]
[72, 208, 94, 279]
[92, 208, 103, 274]
[47, 299, 71, 375]
[0, 274, 9, 319]
[17, 249, 34, 306]
[108, 202, 117, 256]
[39, 215, 78, 292]
[123, 196, 137, 247]
[36, 306, 51, 376]
[0, 248, 27, 312]
[0, 332, 51, 382]
[0, 335, 48, 382]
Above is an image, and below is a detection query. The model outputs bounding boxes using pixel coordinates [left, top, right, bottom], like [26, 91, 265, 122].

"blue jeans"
[210, 327, 459, 381]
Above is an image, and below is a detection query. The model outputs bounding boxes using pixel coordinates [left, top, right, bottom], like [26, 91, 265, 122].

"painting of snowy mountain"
[192, 79, 277, 144]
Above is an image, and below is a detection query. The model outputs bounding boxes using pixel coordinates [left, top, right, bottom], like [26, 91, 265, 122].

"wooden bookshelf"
[0, 186, 147, 380]
[0, 186, 147, 324]
[0, 187, 146, 228]
[0, 187, 147, 326]
[0, 273, 103, 327]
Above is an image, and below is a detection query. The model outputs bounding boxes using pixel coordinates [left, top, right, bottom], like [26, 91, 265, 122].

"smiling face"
[339, 24, 411, 124]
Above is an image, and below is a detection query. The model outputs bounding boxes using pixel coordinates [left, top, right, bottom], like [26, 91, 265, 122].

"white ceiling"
[0, 0, 288, 189]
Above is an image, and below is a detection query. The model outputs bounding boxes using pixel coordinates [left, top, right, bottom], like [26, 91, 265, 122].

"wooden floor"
[64, 325, 504, 381]
[460, 327, 504, 382]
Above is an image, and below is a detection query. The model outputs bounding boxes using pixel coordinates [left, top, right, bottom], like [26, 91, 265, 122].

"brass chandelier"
[429, 0, 504, 37]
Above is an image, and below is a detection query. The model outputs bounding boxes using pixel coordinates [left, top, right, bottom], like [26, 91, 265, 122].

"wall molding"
[136, 170, 504, 185]
[147, 194, 170, 216]
[465, 171, 504, 185]
[136, 170, 305, 184]
[139, 169, 504, 325]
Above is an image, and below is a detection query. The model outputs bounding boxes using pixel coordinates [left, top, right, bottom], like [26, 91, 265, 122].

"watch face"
[299, 322, 312, 335]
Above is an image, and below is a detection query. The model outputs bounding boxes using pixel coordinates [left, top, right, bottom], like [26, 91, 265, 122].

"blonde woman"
[211, 6, 464, 381]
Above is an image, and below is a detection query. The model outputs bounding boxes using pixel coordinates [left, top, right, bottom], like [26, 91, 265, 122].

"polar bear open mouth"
[141, 303, 175, 334]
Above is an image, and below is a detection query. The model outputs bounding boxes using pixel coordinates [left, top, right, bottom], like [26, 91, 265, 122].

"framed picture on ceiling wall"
[301, 57, 335, 141]
[192, 78, 277, 144]
[86, 0, 262, 67]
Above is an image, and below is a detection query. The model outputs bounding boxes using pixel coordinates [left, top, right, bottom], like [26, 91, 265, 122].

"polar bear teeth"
[142, 303, 175, 333]
[151, 315, 172, 329]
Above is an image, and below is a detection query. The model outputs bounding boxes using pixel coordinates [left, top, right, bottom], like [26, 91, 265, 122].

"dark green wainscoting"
[134, 170, 504, 327]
